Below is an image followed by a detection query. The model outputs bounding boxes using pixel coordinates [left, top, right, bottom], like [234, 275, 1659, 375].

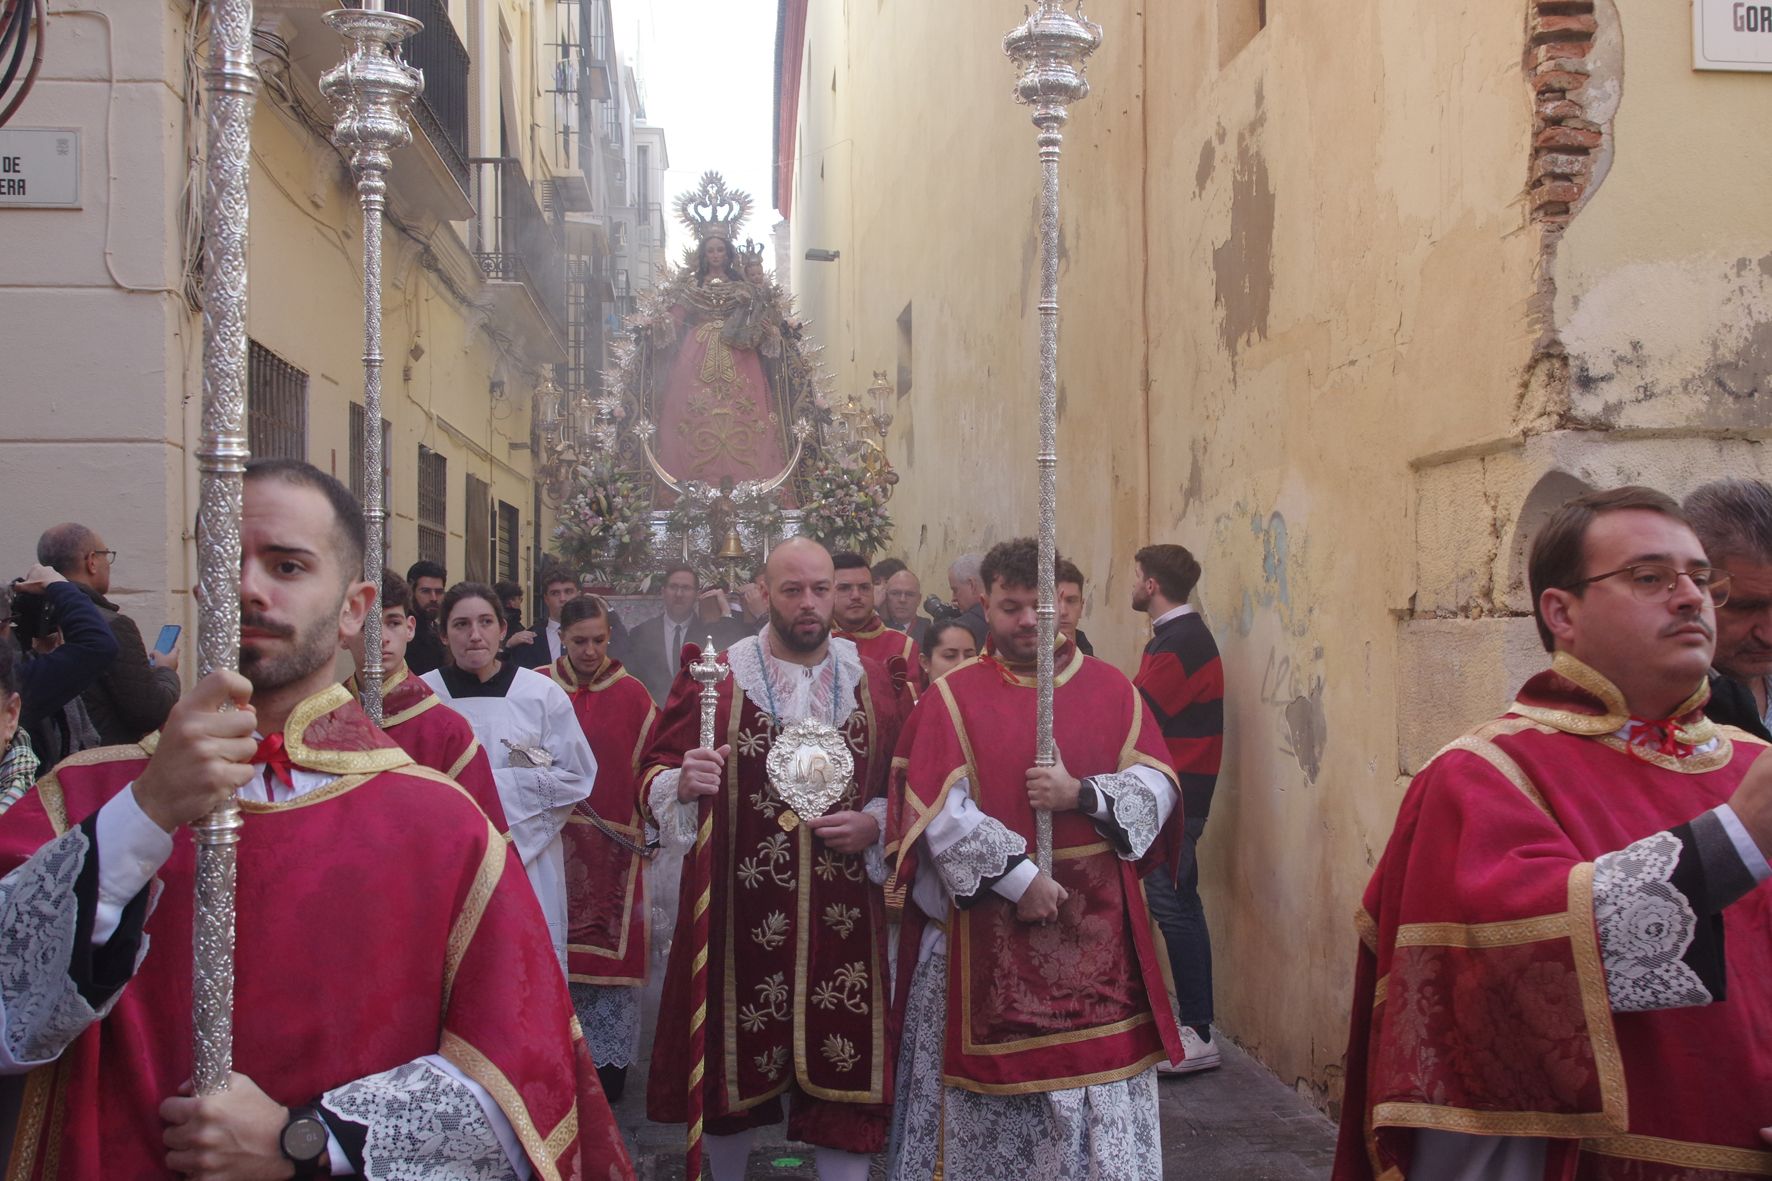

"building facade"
[776, 0, 1772, 1111]
[0, 0, 664, 639]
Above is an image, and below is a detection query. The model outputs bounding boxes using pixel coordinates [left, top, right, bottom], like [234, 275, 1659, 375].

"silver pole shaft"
[1033, 117, 1063, 875]
[358, 173, 387, 722]
[192, 0, 260, 1097]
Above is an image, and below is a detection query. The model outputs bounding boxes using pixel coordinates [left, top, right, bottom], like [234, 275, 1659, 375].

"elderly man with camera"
[8, 562, 118, 769]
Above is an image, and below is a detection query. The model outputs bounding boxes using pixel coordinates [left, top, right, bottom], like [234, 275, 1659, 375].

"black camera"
[923, 594, 960, 622]
[7, 580, 55, 647]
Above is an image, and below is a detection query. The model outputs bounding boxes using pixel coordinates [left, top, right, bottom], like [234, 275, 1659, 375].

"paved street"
[613, 990, 1336, 1180]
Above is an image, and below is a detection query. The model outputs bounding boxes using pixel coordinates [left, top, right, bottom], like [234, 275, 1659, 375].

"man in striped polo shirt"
[1132, 543, 1225, 1073]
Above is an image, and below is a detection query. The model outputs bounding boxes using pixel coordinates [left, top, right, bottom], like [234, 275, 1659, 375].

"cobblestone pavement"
[613, 1007, 1337, 1180]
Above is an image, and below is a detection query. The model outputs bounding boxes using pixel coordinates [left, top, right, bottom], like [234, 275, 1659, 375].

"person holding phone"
[35, 523, 180, 746]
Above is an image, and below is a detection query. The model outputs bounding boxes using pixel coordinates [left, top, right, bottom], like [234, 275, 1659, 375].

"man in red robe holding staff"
[885, 537, 1183, 1181]
[344, 567, 508, 833]
[1333, 486, 1772, 1179]
[550, 592, 659, 1103]
[0, 460, 630, 1180]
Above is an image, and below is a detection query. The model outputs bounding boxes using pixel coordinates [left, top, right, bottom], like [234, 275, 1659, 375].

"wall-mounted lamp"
[804, 248, 841, 263]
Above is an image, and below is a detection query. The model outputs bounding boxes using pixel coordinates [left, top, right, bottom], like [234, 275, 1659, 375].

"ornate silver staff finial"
[690, 637, 730, 752]
[191, 0, 263, 1098]
[1005, 1, 1100, 876]
[321, 3, 424, 724]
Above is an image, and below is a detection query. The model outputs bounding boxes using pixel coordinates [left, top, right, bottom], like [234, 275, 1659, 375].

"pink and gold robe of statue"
[0, 684, 631, 1180]
[640, 635, 902, 1151]
[1334, 654, 1772, 1180]
[349, 662, 509, 833]
[550, 656, 658, 986]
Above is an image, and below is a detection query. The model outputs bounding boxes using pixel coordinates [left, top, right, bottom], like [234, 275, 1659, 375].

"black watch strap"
[1076, 780, 1099, 816]
[280, 1104, 330, 1179]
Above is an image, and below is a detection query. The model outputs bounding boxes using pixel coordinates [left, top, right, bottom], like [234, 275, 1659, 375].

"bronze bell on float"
[717, 525, 748, 562]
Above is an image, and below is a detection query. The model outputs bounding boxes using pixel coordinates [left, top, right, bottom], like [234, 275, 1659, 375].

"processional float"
[1004, 1, 1100, 874]
[191, 0, 424, 1091]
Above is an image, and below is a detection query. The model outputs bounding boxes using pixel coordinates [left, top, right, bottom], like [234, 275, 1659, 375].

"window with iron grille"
[247, 340, 308, 461]
[417, 445, 448, 567]
[495, 500, 520, 583]
[348, 403, 393, 530]
[464, 474, 491, 583]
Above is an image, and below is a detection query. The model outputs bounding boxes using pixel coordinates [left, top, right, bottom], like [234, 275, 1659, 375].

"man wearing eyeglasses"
[1684, 478, 1772, 742]
[35, 523, 180, 746]
[1333, 485, 1772, 1180]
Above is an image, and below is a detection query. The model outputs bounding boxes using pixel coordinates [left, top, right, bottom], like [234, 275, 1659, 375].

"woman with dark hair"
[422, 583, 598, 970]
[0, 631, 38, 814]
[918, 617, 979, 684]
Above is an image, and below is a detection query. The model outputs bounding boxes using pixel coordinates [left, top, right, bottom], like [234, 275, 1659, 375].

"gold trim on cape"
[942, 1048, 1167, 1096]
[440, 1032, 566, 1181]
[282, 683, 412, 775]
[1581, 1133, 1772, 1173]
[442, 821, 509, 1011]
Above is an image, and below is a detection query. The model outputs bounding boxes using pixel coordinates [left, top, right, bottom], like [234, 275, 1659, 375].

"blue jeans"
[1145, 815, 1212, 1030]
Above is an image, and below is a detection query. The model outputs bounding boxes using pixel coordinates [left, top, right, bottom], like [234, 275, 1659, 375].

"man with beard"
[1686, 478, 1772, 741]
[1333, 486, 1772, 1179]
[884, 537, 1183, 1181]
[0, 459, 631, 1179]
[641, 537, 903, 1181]
[548, 593, 659, 1102]
[403, 559, 447, 675]
[832, 551, 922, 700]
[343, 568, 508, 832]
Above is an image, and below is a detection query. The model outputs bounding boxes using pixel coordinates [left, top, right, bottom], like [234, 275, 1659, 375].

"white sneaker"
[1157, 1025, 1222, 1075]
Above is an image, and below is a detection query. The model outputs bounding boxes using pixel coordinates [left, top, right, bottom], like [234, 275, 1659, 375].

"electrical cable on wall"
[0, 0, 45, 127]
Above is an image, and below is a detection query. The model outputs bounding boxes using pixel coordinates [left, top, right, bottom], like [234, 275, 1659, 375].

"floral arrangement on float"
[800, 459, 894, 558]
[551, 471, 654, 588]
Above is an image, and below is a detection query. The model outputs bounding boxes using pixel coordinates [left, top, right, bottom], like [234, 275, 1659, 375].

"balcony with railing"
[472, 157, 569, 364]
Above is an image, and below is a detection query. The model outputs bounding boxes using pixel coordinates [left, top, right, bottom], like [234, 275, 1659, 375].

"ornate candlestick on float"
[1004, 0, 1100, 875]
[321, 0, 424, 723]
[684, 638, 730, 1181]
[191, 0, 262, 1098]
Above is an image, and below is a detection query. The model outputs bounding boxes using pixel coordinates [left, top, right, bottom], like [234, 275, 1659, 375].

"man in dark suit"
[626, 564, 747, 703]
[504, 569, 579, 669]
[1685, 479, 1772, 740]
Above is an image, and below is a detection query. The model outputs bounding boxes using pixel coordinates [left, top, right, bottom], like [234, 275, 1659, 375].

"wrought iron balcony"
[347, 0, 470, 190]
[472, 156, 569, 360]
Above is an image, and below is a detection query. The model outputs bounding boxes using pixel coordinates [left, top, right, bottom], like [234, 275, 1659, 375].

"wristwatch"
[280, 1105, 330, 1179]
[1075, 780, 1099, 816]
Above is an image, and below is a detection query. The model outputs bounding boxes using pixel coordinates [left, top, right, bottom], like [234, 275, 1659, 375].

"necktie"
[254, 733, 296, 796]
[672, 623, 685, 674]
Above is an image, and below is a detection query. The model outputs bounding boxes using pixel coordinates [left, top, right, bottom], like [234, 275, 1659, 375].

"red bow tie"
[1627, 718, 1694, 762]
[253, 733, 296, 792]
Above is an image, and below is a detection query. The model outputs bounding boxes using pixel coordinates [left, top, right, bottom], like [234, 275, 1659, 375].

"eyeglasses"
[1565, 563, 1731, 606]
[88, 550, 117, 566]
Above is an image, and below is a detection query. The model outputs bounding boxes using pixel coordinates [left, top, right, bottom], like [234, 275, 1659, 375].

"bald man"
[639, 538, 905, 1181]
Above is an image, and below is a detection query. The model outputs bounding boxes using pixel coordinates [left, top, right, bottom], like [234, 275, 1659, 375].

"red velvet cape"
[0, 684, 631, 1181]
[1333, 654, 1772, 1180]
[549, 657, 658, 986]
[837, 615, 925, 700]
[350, 663, 509, 834]
[892, 646, 1184, 1094]
[639, 643, 903, 1140]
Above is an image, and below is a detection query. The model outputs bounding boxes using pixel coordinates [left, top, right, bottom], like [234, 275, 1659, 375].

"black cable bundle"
[0, 0, 45, 128]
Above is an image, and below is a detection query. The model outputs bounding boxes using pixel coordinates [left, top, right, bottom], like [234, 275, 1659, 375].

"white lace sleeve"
[1592, 830, 1713, 1013]
[1091, 770, 1164, 860]
[322, 1057, 527, 1180]
[0, 827, 140, 1074]
[932, 815, 1027, 899]
[862, 797, 890, 885]
[648, 771, 696, 851]
[495, 767, 584, 868]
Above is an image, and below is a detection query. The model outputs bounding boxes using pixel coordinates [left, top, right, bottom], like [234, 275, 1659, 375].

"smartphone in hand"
[153, 624, 181, 655]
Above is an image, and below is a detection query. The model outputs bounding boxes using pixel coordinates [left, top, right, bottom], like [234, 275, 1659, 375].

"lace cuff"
[1091, 771, 1161, 860]
[648, 772, 696, 852]
[322, 1059, 517, 1180]
[861, 797, 890, 886]
[1593, 830, 1713, 1013]
[934, 815, 1027, 899]
[0, 828, 121, 1070]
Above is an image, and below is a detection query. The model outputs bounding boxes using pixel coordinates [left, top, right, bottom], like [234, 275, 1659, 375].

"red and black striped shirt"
[1134, 608, 1224, 822]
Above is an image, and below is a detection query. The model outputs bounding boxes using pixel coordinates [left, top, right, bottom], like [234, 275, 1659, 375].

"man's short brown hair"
[380, 568, 413, 617]
[1527, 484, 1688, 652]
[1134, 544, 1201, 602]
[1055, 557, 1085, 589]
[982, 538, 1039, 593]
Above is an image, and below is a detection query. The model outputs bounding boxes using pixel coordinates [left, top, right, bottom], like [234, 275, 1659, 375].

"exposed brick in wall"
[1529, 0, 1602, 223]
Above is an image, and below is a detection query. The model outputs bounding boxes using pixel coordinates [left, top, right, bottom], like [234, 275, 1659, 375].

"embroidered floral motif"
[736, 717, 775, 759]
[820, 1033, 861, 1072]
[934, 815, 1026, 898]
[814, 849, 865, 884]
[738, 971, 790, 1032]
[754, 1044, 789, 1081]
[811, 961, 870, 1014]
[842, 709, 870, 757]
[822, 902, 861, 939]
[1593, 830, 1712, 1012]
[752, 910, 789, 950]
[737, 832, 796, 890]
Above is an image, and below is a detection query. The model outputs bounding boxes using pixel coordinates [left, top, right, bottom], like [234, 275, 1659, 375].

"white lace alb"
[933, 815, 1027, 899]
[1592, 830, 1713, 1013]
[725, 634, 863, 724]
[323, 1060, 514, 1181]
[1092, 771, 1161, 860]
